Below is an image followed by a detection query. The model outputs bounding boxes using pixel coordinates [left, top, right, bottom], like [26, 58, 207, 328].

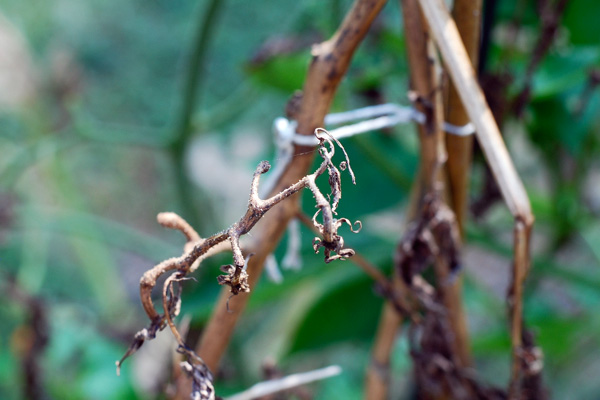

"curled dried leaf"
[217, 264, 250, 296]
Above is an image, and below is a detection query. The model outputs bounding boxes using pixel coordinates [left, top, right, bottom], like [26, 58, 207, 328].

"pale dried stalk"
[508, 218, 532, 398]
[417, 0, 535, 395]
[194, 0, 388, 380]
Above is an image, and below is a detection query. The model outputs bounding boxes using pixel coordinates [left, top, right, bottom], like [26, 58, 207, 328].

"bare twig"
[513, 0, 570, 117]
[365, 297, 403, 400]
[417, 0, 532, 220]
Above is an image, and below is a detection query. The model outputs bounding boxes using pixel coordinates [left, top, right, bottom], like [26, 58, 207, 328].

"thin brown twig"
[513, 0, 570, 117]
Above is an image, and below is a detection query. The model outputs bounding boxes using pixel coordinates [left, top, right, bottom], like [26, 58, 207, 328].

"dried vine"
[117, 129, 360, 399]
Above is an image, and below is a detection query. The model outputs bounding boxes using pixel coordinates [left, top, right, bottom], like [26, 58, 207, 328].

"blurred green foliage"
[0, 0, 599, 399]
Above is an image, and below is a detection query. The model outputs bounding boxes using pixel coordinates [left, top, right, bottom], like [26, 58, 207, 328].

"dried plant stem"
[438, 0, 484, 370]
[434, 0, 483, 373]
[416, 0, 535, 395]
[416, 0, 532, 219]
[195, 0, 387, 378]
[402, 0, 471, 373]
[364, 3, 452, 396]
[444, 0, 482, 237]
[364, 279, 405, 400]
[508, 218, 532, 398]
[121, 132, 359, 400]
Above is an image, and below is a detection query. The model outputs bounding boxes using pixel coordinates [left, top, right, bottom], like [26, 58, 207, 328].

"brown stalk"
[403, 0, 471, 373]
[365, 1, 452, 397]
[508, 218, 532, 398]
[192, 0, 388, 384]
[416, 0, 535, 396]
[444, 0, 482, 237]
[365, 300, 403, 400]
[416, 0, 532, 219]
[298, 210, 415, 400]
[436, 0, 484, 370]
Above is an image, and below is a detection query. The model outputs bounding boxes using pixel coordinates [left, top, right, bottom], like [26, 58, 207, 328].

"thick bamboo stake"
[195, 0, 388, 376]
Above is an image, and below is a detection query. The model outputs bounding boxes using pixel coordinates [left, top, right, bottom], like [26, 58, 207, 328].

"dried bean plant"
[116, 128, 360, 400]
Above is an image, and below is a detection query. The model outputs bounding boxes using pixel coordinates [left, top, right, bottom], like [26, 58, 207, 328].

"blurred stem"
[172, 0, 224, 150]
[444, 0, 481, 237]
[170, 0, 225, 230]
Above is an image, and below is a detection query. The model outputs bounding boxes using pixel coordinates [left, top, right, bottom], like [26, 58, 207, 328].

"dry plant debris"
[391, 194, 545, 399]
[116, 129, 361, 399]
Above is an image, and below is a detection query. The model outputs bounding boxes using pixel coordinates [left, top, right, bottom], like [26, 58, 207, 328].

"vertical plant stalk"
[416, 0, 535, 395]
[194, 0, 388, 380]
[444, 0, 481, 237]
[403, 0, 471, 373]
[438, 0, 484, 370]
[508, 218, 532, 397]
[170, 0, 225, 230]
[364, 284, 404, 400]
[365, 1, 444, 396]
[365, 1, 464, 397]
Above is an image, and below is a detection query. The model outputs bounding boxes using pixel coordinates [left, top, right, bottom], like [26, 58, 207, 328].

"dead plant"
[117, 129, 360, 400]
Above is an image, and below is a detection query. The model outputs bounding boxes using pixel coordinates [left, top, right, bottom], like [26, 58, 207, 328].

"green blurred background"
[1, 0, 599, 398]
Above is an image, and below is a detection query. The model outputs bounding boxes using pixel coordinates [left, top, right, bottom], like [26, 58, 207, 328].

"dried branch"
[402, 0, 472, 372]
[118, 130, 359, 399]
[417, 0, 532, 220]
[416, 0, 537, 395]
[513, 0, 570, 117]
[444, 0, 482, 236]
[194, 0, 387, 380]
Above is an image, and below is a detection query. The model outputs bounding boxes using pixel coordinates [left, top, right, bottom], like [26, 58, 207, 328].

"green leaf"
[246, 51, 310, 93]
[288, 275, 383, 353]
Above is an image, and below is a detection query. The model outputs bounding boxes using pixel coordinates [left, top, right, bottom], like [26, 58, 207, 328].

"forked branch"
[117, 129, 360, 399]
